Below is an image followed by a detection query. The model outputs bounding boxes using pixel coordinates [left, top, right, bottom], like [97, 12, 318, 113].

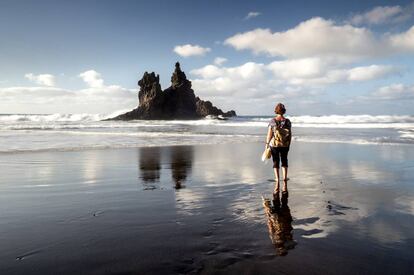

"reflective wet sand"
[0, 142, 414, 274]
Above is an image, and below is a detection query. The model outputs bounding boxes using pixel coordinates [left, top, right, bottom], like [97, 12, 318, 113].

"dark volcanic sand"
[1, 142, 414, 274]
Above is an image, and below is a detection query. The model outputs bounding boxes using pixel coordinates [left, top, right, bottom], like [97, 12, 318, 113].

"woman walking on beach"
[265, 103, 292, 193]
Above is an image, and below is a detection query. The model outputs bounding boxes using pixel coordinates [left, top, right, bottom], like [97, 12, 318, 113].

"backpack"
[271, 119, 291, 147]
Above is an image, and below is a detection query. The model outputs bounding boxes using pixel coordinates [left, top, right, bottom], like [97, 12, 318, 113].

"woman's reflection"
[262, 191, 296, 256]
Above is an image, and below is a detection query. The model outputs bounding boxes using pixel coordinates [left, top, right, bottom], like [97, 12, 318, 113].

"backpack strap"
[275, 119, 286, 129]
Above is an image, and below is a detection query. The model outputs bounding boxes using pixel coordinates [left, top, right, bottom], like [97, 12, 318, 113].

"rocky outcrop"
[110, 62, 236, 120]
[195, 97, 236, 118]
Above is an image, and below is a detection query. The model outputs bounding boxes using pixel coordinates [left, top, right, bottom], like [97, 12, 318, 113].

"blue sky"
[1, 0, 414, 115]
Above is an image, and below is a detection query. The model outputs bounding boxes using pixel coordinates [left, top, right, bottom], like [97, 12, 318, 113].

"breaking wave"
[0, 109, 131, 123]
[0, 112, 413, 152]
[1, 113, 413, 125]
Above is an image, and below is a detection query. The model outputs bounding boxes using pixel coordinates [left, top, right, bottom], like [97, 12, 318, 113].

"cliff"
[110, 62, 236, 120]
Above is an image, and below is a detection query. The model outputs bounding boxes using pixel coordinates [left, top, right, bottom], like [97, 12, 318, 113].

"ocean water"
[0, 113, 413, 153]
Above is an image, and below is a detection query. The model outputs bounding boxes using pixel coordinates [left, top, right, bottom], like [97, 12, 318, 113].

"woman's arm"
[287, 120, 292, 144]
[266, 126, 273, 147]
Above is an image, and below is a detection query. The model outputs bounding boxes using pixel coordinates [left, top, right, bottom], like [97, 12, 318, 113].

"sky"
[1, 0, 414, 116]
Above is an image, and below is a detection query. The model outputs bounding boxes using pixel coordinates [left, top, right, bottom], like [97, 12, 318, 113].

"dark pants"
[271, 147, 289, 168]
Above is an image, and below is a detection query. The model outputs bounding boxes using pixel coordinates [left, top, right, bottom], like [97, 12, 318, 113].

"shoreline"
[1, 138, 414, 155]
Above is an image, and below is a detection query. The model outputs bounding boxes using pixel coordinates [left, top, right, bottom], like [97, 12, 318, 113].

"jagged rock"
[163, 62, 198, 118]
[195, 97, 235, 117]
[111, 71, 166, 120]
[109, 62, 236, 120]
[171, 62, 191, 89]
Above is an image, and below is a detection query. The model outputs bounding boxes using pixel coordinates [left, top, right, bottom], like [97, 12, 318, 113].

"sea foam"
[0, 113, 413, 153]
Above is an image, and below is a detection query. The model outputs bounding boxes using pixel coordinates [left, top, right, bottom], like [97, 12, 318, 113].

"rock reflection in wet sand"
[170, 146, 193, 189]
[138, 146, 193, 189]
[138, 147, 161, 189]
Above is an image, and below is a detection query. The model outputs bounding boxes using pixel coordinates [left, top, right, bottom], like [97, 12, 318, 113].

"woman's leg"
[282, 167, 288, 192]
[282, 167, 288, 181]
[280, 148, 289, 191]
[271, 147, 281, 192]
[274, 167, 280, 182]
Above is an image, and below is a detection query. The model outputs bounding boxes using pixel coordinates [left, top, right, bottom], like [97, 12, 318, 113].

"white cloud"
[225, 17, 381, 62]
[190, 60, 399, 101]
[267, 58, 326, 79]
[389, 25, 414, 52]
[190, 62, 324, 107]
[190, 62, 272, 97]
[0, 86, 68, 102]
[213, 57, 228, 66]
[245, 11, 261, 20]
[173, 44, 211, 57]
[191, 65, 224, 79]
[372, 83, 414, 100]
[224, 17, 414, 63]
[268, 63, 398, 87]
[347, 65, 398, 81]
[191, 62, 267, 81]
[25, 73, 56, 87]
[1, 71, 136, 113]
[267, 61, 341, 86]
[349, 5, 404, 25]
[79, 70, 104, 88]
[215, 15, 409, 109]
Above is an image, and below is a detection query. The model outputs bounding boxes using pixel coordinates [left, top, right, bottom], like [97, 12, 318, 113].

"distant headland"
[108, 62, 236, 120]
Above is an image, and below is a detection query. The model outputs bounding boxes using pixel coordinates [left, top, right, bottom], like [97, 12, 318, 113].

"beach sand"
[1, 142, 414, 274]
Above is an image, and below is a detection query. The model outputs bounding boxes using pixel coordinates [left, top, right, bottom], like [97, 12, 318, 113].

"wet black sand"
[1, 142, 414, 274]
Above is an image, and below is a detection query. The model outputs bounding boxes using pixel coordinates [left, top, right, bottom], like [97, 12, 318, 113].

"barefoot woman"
[265, 103, 292, 193]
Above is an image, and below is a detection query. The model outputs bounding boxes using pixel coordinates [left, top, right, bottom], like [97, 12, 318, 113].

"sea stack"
[109, 62, 236, 120]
